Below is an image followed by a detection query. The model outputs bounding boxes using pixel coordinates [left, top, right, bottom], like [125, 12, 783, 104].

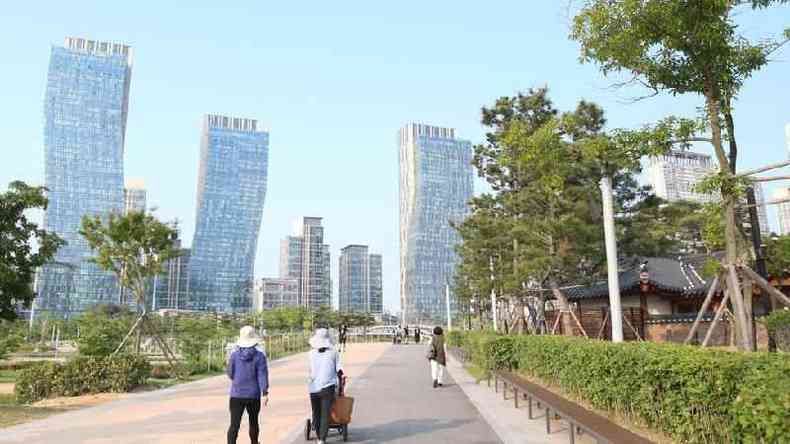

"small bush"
[14, 354, 150, 404]
[762, 309, 790, 352]
[452, 331, 790, 444]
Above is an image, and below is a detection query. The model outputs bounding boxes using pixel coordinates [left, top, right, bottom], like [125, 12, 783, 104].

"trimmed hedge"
[449, 331, 790, 444]
[14, 354, 151, 404]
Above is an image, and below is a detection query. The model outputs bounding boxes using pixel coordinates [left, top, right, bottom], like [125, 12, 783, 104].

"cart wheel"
[343, 425, 348, 442]
[305, 419, 311, 441]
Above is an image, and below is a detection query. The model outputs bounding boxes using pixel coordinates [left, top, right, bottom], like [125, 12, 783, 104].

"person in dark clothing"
[404, 326, 410, 344]
[414, 327, 421, 344]
[227, 326, 269, 444]
[338, 324, 348, 352]
[427, 326, 446, 388]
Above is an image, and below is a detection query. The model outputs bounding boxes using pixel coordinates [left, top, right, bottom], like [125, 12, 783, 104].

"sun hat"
[309, 328, 333, 349]
[236, 325, 261, 348]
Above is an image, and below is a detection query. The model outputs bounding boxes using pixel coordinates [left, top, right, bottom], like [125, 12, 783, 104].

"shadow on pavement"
[348, 418, 472, 443]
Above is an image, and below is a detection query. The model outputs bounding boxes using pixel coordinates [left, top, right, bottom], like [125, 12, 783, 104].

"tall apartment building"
[338, 245, 383, 313]
[254, 278, 299, 311]
[189, 115, 269, 312]
[279, 217, 331, 309]
[647, 150, 716, 203]
[399, 123, 473, 323]
[752, 183, 770, 238]
[37, 37, 133, 314]
[774, 188, 790, 235]
[368, 254, 383, 314]
[124, 179, 147, 214]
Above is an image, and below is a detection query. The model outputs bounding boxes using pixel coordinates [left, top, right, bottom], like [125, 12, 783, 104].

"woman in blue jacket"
[227, 325, 269, 444]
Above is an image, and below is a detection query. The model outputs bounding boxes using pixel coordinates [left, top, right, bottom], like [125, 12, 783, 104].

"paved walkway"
[287, 344, 501, 444]
[0, 343, 389, 444]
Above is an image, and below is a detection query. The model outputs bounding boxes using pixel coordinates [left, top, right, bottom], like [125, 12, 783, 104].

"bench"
[490, 370, 653, 444]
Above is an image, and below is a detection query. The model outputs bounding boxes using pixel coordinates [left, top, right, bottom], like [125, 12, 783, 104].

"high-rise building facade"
[368, 254, 383, 314]
[189, 115, 269, 312]
[255, 278, 299, 311]
[339, 245, 369, 312]
[278, 217, 331, 309]
[338, 246, 383, 314]
[124, 179, 147, 214]
[399, 123, 473, 323]
[37, 37, 133, 315]
[775, 188, 790, 235]
[752, 183, 770, 237]
[647, 150, 716, 204]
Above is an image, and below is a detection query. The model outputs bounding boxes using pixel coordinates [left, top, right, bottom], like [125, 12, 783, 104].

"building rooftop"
[205, 114, 266, 133]
[562, 256, 710, 301]
[63, 37, 133, 64]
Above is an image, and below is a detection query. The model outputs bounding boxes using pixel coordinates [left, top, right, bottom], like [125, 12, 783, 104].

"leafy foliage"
[452, 331, 790, 443]
[14, 354, 151, 404]
[764, 236, 790, 278]
[0, 321, 24, 360]
[0, 181, 64, 320]
[80, 211, 180, 310]
[75, 305, 135, 356]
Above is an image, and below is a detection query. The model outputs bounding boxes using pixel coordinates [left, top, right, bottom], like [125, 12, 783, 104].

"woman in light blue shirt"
[308, 328, 343, 444]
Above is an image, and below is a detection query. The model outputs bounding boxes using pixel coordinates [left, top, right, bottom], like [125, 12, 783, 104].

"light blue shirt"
[308, 348, 342, 393]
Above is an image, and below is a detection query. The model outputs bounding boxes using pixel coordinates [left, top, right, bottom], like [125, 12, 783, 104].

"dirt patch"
[0, 383, 14, 394]
[33, 392, 127, 408]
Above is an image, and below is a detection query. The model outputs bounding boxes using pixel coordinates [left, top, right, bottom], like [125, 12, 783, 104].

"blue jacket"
[227, 346, 269, 399]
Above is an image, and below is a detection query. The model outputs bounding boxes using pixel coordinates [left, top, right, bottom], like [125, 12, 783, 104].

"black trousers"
[227, 397, 261, 444]
[310, 385, 336, 440]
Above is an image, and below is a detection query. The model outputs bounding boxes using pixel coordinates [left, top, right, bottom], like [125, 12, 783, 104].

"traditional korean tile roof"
[563, 256, 710, 301]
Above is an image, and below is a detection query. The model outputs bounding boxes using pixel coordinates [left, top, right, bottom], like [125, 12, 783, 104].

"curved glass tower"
[399, 123, 472, 324]
[38, 37, 133, 315]
[189, 115, 269, 312]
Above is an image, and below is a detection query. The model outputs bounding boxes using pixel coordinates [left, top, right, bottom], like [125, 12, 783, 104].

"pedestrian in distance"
[338, 324, 348, 352]
[403, 326, 410, 344]
[427, 326, 446, 388]
[308, 327, 344, 444]
[414, 327, 421, 344]
[227, 325, 269, 444]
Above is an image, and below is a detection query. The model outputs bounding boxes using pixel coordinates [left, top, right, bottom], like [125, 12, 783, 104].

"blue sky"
[1, 2, 788, 313]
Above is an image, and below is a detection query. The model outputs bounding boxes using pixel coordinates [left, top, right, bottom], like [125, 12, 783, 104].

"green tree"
[80, 211, 180, 361]
[75, 304, 134, 356]
[571, 0, 790, 350]
[764, 235, 790, 278]
[0, 181, 64, 320]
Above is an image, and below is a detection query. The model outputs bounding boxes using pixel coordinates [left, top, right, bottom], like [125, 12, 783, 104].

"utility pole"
[600, 176, 623, 343]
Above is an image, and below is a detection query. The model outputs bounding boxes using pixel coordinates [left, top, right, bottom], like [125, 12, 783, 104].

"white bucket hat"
[237, 325, 261, 348]
[309, 328, 333, 349]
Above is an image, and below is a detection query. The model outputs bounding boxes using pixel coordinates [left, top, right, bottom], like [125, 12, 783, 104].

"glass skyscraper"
[37, 37, 133, 315]
[189, 115, 269, 312]
[399, 123, 473, 324]
[279, 217, 331, 309]
[338, 245, 383, 313]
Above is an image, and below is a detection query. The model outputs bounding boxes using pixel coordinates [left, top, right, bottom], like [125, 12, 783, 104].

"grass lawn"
[0, 393, 70, 429]
[143, 371, 223, 391]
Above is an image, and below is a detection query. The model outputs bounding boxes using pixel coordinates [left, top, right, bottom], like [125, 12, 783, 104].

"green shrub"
[762, 309, 790, 352]
[14, 354, 150, 404]
[453, 331, 790, 444]
[75, 308, 135, 357]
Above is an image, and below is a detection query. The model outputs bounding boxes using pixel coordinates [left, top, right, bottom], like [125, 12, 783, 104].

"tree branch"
[737, 159, 790, 177]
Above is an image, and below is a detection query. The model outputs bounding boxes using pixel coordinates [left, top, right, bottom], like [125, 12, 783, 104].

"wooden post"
[741, 266, 790, 307]
[703, 291, 731, 347]
[685, 274, 721, 344]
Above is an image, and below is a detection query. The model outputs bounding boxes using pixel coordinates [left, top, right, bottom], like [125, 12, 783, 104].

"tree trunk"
[549, 280, 574, 336]
[704, 80, 751, 351]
